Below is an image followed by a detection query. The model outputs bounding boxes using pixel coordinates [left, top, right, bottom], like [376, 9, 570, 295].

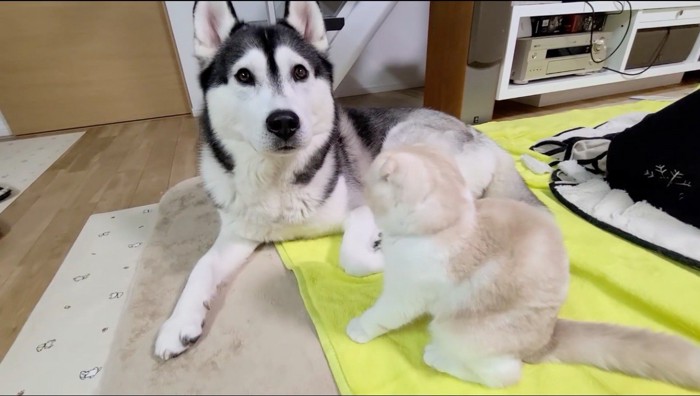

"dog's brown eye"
[293, 65, 308, 81]
[235, 68, 253, 84]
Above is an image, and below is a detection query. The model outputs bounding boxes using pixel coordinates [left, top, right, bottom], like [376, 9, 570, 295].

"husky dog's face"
[194, 1, 334, 154]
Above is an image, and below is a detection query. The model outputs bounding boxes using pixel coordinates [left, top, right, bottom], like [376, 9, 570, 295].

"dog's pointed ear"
[283, 1, 329, 52]
[193, 1, 239, 66]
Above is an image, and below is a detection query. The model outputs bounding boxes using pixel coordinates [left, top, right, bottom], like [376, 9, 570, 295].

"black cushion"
[606, 90, 700, 228]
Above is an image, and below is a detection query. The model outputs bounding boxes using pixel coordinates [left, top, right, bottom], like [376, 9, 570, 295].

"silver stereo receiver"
[510, 32, 612, 84]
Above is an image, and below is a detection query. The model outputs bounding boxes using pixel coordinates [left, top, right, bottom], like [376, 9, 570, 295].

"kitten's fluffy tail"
[529, 319, 700, 390]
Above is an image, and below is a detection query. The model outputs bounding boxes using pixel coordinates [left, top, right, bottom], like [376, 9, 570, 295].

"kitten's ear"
[379, 157, 397, 182]
[283, 1, 329, 52]
[193, 1, 239, 66]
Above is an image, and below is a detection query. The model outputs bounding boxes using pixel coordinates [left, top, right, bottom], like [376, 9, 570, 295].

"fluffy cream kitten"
[346, 144, 700, 390]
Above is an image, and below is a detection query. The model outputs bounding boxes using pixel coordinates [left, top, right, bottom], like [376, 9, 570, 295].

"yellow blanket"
[275, 100, 700, 395]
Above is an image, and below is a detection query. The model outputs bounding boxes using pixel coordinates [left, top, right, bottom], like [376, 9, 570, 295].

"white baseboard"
[513, 73, 684, 107]
[334, 81, 424, 98]
[0, 110, 12, 136]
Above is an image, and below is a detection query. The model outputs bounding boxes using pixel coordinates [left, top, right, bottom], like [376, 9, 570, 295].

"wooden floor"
[0, 75, 698, 360]
[0, 116, 200, 359]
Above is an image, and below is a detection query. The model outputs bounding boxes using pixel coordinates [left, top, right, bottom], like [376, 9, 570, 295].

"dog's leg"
[154, 230, 259, 360]
[339, 205, 384, 277]
[483, 148, 547, 209]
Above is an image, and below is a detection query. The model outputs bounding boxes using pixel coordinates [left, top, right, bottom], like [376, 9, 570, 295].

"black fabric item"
[0, 186, 11, 202]
[606, 90, 700, 228]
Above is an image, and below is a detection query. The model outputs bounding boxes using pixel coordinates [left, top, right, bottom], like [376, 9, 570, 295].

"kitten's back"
[475, 197, 563, 252]
[471, 197, 569, 303]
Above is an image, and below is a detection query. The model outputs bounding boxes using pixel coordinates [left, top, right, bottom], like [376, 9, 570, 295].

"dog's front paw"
[340, 247, 385, 277]
[346, 316, 375, 344]
[372, 232, 383, 251]
[154, 315, 205, 360]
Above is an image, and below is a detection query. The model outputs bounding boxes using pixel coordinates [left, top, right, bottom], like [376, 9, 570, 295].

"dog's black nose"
[266, 110, 300, 140]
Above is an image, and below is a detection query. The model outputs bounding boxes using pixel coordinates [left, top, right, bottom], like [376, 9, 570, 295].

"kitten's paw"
[346, 317, 375, 344]
[423, 342, 442, 368]
[473, 357, 523, 388]
[423, 344, 437, 367]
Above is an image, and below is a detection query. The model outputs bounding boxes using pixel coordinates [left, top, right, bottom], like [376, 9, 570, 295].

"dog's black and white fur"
[155, 0, 544, 360]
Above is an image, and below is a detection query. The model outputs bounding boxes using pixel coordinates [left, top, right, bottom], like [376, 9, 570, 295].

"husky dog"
[348, 144, 700, 390]
[154, 0, 544, 360]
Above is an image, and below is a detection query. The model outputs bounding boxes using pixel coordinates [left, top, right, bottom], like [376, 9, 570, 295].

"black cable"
[604, 27, 671, 76]
[585, 0, 670, 77]
[585, 0, 629, 64]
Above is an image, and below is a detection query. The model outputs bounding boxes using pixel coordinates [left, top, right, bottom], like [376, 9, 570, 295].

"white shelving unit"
[497, 1, 700, 102]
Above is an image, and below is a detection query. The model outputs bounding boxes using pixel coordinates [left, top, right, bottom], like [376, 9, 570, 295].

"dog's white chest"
[233, 185, 348, 241]
[234, 185, 315, 224]
[202, 152, 350, 242]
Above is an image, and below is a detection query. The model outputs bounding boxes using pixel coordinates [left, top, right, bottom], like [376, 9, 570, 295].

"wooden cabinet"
[423, 1, 475, 119]
[0, 1, 190, 136]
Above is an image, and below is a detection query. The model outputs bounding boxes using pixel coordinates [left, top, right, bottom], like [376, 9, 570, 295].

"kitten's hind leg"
[429, 319, 525, 388]
[424, 343, 522, 388]
[464, 355, 523, 388]
[423, 342, 482, 383]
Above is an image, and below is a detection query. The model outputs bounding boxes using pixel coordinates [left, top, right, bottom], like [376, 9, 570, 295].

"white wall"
[165, 1, 269, 115]
[165, 1, 200, 114]
[335, 1, 429, 97]
[0, 110, 11, 137]
[165, 1, 430, 113]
